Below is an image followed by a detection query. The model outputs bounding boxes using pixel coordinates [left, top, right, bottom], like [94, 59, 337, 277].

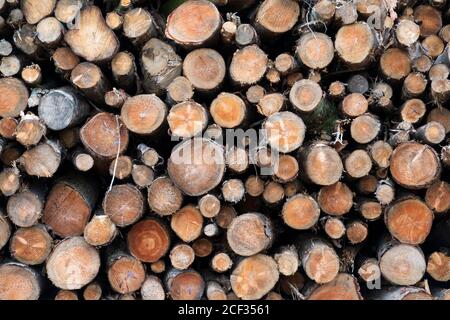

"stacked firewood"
[0, 0, 449, 301]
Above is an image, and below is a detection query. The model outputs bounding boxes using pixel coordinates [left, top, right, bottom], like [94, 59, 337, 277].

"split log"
[123, 8, 156, 48]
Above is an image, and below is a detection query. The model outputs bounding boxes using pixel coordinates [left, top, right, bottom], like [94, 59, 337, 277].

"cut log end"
[282, 194, 320, 230]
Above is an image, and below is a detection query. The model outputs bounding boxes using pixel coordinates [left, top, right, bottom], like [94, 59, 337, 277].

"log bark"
[141, 38, 182, 95]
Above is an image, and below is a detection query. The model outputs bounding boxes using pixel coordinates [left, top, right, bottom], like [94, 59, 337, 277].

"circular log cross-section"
[210, 93, 246, 128]
[230, 254, 279, 300]
[414, 5, 442, 37]
[427, 251, 450, 282]
[46, 237, 100, 290]
[379, 243, 426, 286]
[10, 225, 52, 265]
[169, 270, 205, 300]
[7, 190, 43, 227]
[263, 111, 306, 153]
[128, 219, 171, 263]
[108, 255, 145, 294]
[396, 19, 420, 47]
[168, 101, 208, 139]
[165, 0, 221, 48]
[307, 273, 362, 300]
[80, 112, 129, 160]
[84, 214, 117, 247]
[300, 143, 343, 186]
[344, 149, 372, 178]
[147, 176, 183, 216]
[380, 48, 411, 81]
[299, 238, 340, 284]
[0, 263, 41, 300]
[296, 32, 334, 69]
[168, 138, 225, 196]
[289, 79, 323, 113]
[0, 77, 28, 118]
[350, 114, 380, 144]
[103, 184, 144, 227]
[171, 205, 204, 243]
[230, 45, 268, 86]
[254, 0, 300, 38]
[335, 23, 374, 68]
[121, 94, 167, 135]
[282, 194, 320, 230]
[43, 182, 94, 238]
[390, 142, 440, 189]
[385, 198, 433, 245]
[183, 48, 225, 94]
[317, 182, 353, 216]
[227, 212, 273, 256]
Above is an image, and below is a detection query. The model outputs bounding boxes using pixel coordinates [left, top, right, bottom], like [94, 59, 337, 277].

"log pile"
[0, 0, 449, 301]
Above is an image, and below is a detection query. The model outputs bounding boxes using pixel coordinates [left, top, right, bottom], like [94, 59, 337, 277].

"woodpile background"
[0, 0, 449, 301]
